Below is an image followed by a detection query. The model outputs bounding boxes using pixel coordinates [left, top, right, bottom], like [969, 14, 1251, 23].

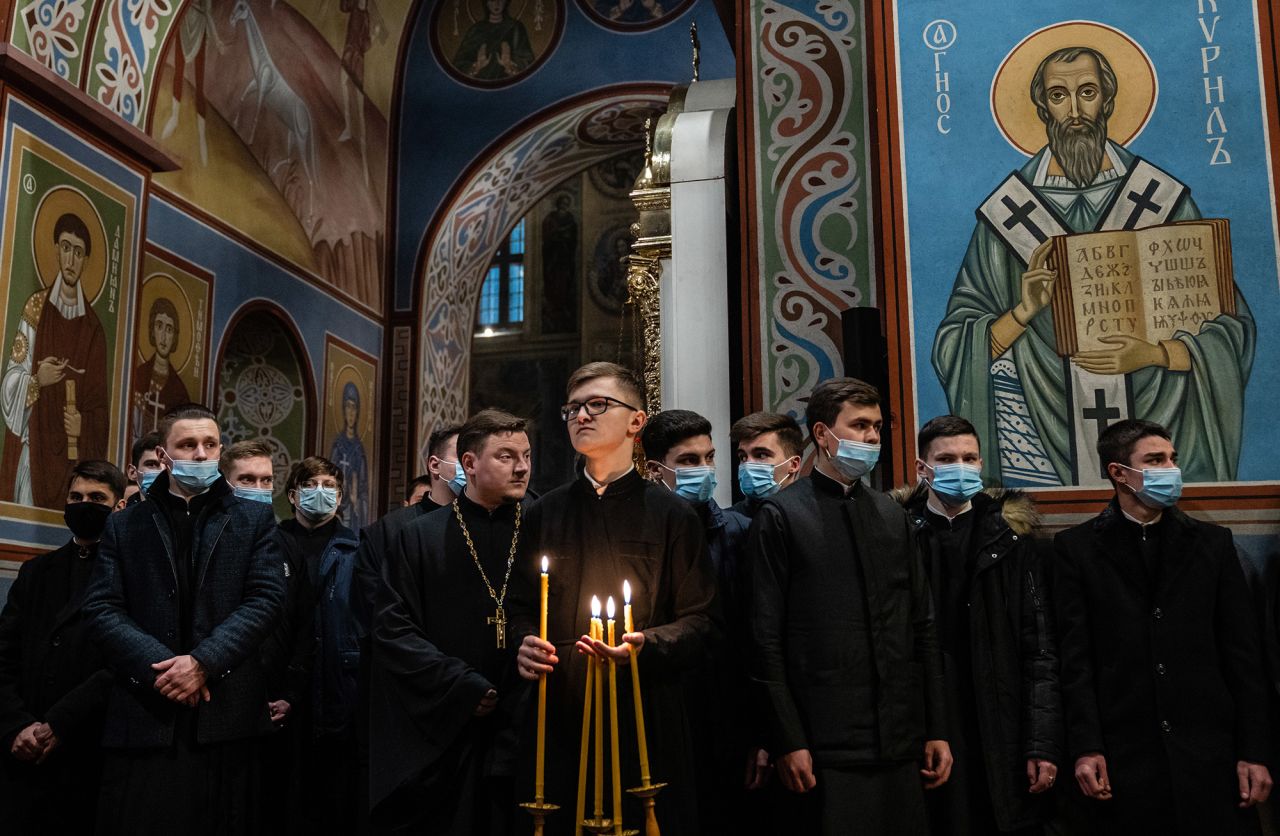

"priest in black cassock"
[352, 423, 461, 822]
[513, 362, 719, 836]
[1054, 418, 1271, 835]
[369, 409, 532, 834]
[747, 377, 951, 836]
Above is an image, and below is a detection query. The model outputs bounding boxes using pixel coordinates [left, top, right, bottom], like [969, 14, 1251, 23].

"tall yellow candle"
[591, 596, 604, 819]
[535, 556, 549, 802]
[575, 605, 595, 836]
[623, 580, 652, 785]
[607, 597, 623, 836]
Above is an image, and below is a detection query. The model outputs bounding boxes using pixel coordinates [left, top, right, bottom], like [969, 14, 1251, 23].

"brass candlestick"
[626, 782, 667, 836]
[518, 801, 560, 836]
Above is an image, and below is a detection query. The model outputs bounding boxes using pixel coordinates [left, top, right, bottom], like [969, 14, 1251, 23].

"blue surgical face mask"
[824, 433, 880, 482]
[738, 460, 793, 499]
[926, 462, 984, 506]
[1120, 464, 1182, 510]
[443, 459, 466, 495]
[139, 468, 161, 492]
[297, 485, 339, 521]
[234, 486, 274, 505]
[656, 462, 717, 503]
[166, 455, 221, 492]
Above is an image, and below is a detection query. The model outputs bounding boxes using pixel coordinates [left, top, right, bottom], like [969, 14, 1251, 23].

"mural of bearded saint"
[933, 44, 1254, 486]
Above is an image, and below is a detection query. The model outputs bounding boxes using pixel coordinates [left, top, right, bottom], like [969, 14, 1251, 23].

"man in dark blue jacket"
[84, 404, 285, 834]
[0, 459, 126, 832]
[268, 455, 362, 833]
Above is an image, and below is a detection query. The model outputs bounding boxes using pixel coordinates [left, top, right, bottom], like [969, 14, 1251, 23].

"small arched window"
[476, 220, 525, 332]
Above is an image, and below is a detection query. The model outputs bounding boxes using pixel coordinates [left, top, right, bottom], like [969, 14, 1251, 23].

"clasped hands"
[152, 654, 210, 706]
[10, 721, 57, 763]
[516, 631, 645, 682]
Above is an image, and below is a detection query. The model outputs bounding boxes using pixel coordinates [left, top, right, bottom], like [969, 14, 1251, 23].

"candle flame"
[591, 595, 601, 617]
[606, 596, 616, 619]
[623, 579, 631, 604]
[541, 555, 549, 573]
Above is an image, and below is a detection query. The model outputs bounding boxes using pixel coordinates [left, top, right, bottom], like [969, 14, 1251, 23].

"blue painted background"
[392, 0, 735, 311]
[895, 1, 1280, 482]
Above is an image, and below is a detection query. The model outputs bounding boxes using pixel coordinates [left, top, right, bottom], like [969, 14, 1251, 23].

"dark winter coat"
[83, 474, 287, 748]
[1053, 500, 1270, 834]
[894, 485, 1063, 831]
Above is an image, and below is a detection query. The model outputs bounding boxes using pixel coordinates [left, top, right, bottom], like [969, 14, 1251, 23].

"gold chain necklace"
[452, 498, 521, 649]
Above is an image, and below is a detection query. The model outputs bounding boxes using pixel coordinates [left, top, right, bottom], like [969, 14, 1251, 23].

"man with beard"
[933, 46, 1254, 487]
[369, 409, 532, 834]
[0, 213, 109, 509]
[131, 297, 191, 439]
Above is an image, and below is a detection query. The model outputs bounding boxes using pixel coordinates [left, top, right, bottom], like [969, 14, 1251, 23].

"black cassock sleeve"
[746, 504, 808, 757]
[368, 521, 494, 808]
[1216, 532, 1271, 765]
[0, 561, 37, 747]
[637, 503, 720, 678]
[1052, 531, 1106, 760]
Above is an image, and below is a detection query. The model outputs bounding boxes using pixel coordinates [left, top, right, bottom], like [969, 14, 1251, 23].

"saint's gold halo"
[31, 186, 108, 305]
[990, 21, 1158, 157]
[135, 272, 195, 373]
[330, 362, 372, 439]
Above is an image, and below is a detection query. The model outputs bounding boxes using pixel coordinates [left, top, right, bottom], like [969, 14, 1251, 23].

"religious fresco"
[149, 0, 416, 312]
[430, 0, 565, 88]
[129, 247, 213, 442]
[0, 111, 139, 518]
[215, 308, 311, 519]
[576, 0, 695, 32]
[537, 184, 581, 334]
[322, 335, 377, 532]
[889, 2, 1279, 487]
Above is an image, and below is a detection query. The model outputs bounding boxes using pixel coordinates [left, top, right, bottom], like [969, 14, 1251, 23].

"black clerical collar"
[579, 467, 642, 497]
[811, 468, 859, 499]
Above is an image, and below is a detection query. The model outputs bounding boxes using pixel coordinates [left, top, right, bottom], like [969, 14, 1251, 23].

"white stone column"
[664, 79, 736, 506]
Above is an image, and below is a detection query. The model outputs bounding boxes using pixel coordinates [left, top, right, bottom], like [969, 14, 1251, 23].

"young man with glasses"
[512, 362, 719, 835]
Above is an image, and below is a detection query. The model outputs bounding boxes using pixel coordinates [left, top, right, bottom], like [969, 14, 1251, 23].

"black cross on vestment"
[1123, 179, 1163, 229]
[1001, 196, 1048, 243]
[1082, 388, 1122, 479]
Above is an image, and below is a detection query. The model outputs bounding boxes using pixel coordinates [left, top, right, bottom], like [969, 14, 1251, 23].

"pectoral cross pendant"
[488, 606, 507, 649]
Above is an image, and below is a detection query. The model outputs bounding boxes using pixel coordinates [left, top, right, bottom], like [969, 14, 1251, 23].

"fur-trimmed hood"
[890, 482, 1041, 536]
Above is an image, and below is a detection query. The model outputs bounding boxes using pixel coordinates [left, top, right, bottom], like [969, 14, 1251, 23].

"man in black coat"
[1054, 418, 1271, 835]
[894, 415, 1062, 835]
[0, 459, 126, 832]
[748, 377, 951, 835]
[84, 404, 286, 834]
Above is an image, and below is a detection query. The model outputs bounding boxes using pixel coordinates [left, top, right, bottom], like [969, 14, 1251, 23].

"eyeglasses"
[560, 396, 639, 422]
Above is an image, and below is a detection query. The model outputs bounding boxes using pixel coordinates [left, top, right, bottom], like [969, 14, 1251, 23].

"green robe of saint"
[933, 142, 1255, 484]
[452, 15, 534, 80]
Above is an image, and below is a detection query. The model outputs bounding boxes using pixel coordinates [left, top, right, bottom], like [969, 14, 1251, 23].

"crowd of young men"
[0, 363, 1274, 836]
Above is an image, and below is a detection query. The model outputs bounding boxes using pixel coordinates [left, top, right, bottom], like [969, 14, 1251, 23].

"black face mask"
[64, 502, 111, 542]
